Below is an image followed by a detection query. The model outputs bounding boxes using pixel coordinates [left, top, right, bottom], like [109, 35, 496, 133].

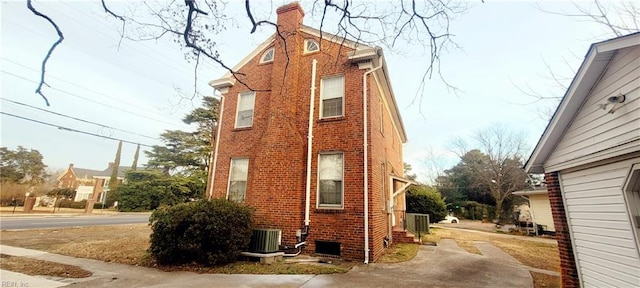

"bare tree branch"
[101, 0, 126, 49]
[27, 0, 65, 107]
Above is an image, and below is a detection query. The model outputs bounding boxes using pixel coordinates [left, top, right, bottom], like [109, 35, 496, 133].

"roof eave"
[524, 32, 640, 174]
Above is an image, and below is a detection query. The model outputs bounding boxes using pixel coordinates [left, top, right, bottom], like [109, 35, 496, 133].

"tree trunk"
[495, 198, 503, 222]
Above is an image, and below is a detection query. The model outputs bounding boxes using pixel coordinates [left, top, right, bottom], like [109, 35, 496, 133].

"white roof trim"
[524, 32, 640, 174]
[513, 189, 548, 196]
[209, 34, 276, 86]
[348, 47, 408, 143]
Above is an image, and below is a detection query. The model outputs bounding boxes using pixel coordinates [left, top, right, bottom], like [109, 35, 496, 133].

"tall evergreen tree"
[131, 144, 140, 171]
[109, 141, 123, 190]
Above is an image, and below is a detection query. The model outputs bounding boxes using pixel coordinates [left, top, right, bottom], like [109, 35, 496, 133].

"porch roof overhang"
[390, 175, 418, 198]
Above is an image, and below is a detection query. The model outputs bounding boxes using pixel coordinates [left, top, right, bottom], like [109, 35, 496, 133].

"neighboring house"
[513, 186, 555, 234]
[525, 32, 640, 287]
[208, 2, 413, 262]
[57, 163, 128, 202]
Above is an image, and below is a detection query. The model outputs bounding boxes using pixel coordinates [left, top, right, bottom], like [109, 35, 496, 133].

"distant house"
[525, 32, 640, 287]
[208, 2, 414, 262]
[513, 186, 555, 234]
[57, 163, 128, 202]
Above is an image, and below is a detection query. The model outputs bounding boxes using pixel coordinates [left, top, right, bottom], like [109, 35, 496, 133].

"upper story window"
[260, 47, 274, 63]
[320, 75, 344, 118]
[235, 91, 255, 128]
[318, 152, 344, 208]
[228, 158, 249, 203]
[304, 39, 319, 53]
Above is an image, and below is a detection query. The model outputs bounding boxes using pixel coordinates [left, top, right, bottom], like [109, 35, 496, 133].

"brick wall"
[545, 172, 580, 288]
[211, 2, 403, 262]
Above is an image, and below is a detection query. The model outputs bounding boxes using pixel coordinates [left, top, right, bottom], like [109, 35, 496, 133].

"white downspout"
[208, 95, 225, 200]
[363, 54, 383, 264]
[305, 59, 317, 227]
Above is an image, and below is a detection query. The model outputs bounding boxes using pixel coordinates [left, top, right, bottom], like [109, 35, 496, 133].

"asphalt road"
[0, 213, 151, 230]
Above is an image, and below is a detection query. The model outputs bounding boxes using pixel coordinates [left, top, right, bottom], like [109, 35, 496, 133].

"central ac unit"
[249, 228, 281, 253]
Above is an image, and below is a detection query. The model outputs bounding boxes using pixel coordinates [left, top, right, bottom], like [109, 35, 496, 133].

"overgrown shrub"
[406, 185, 447, 223]
[149, 199, 254, 266]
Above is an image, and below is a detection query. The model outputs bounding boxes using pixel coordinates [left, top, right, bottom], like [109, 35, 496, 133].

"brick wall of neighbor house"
[211, 2, 402, 261]
[545, 172, 580, 288]
[368, 72, 404, 261]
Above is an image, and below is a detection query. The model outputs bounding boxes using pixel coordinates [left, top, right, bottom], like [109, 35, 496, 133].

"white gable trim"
[525, 32, 640, 174]
[208, 34, 276, 89]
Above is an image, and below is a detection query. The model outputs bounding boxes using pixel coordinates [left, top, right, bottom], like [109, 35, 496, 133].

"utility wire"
[2, 57, 161, 115]
[1, 70, 186, 129]
[1, 98, 159, 140]
[0, 111, 154, 147]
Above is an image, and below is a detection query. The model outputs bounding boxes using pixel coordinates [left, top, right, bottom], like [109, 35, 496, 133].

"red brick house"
[57, 163, 127, 203]
[208, 2, 414, 262]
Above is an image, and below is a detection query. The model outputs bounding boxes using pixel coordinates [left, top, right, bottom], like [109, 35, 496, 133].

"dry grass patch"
[531, 272, 561, 288]
[0, 224, 151, 265]
[377, 243, 419, 263]
[0, 254, 92, 278]
[155, 260, 354, 274]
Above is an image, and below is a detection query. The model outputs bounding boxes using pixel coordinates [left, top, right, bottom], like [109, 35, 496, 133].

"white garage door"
[561, 157, 640, 288]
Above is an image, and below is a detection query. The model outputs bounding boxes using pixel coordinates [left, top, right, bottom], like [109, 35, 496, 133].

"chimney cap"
[276, 2, 304, 17]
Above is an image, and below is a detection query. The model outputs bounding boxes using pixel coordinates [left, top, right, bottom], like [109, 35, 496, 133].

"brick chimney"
[68, 163, 74, 170]
[276, 2, 304, 31]
[108, 162, 114, 169]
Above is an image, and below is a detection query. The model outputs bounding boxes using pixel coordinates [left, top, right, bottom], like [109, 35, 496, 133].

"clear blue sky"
[0, 1, 622, 179]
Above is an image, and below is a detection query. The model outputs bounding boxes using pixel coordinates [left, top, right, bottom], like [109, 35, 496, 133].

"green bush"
[149, 199, 254, 266]
[406, 185, 447, 223]
[116, 171, 204, 212]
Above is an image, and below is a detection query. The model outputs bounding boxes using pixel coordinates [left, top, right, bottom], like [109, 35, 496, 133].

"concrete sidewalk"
[0, 240, 541, 287]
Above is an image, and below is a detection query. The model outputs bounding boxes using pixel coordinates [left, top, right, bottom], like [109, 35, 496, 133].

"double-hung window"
[228, 158, 249, 202]
[320, 75, 344, 118]
[318, 153, 344, 208]
[236, 91, 255, 128]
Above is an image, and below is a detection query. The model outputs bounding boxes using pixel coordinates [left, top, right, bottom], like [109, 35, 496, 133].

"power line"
[0, 111, 154, 148]
[2, 57, 163, 115]
[1, 70, 186, 129]
[1, 98, 159, 140]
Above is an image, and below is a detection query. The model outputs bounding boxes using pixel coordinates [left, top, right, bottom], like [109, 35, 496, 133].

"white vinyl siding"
[228, 158, 249, 202]
[546, 46, 640, 171]
[318, 153, 344, 208]
[529, 194, 555, 232]
[320, 76, 344, 118]
[235, 92, 255, 128]
[560, 158, 640, 287]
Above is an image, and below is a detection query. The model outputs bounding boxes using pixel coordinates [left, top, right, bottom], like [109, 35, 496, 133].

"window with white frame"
[318, 153, 343, 207]
[624, 164, 640, 245]
[304, 39, 319, 53]
[235, 91, 255, 128]
[320, 75, 344, 118]
[260, 48, 274, 63]
[228, 158, 249, 202]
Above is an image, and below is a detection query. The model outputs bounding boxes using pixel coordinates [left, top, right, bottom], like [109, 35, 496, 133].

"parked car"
[439, 215, 459, 224]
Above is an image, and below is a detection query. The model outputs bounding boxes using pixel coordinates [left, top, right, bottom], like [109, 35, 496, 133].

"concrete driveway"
[1, 239, 542, 287]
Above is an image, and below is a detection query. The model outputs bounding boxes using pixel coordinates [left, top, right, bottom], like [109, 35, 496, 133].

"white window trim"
[317, 152, 345, 209]
[304, 39, 319, 54]
[226, 158, 249, 202]
[319, 75, 345, 119]
[623, 163, 640, 257]
[260, 47, 274, 63]
[235, 91, 255, 128]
